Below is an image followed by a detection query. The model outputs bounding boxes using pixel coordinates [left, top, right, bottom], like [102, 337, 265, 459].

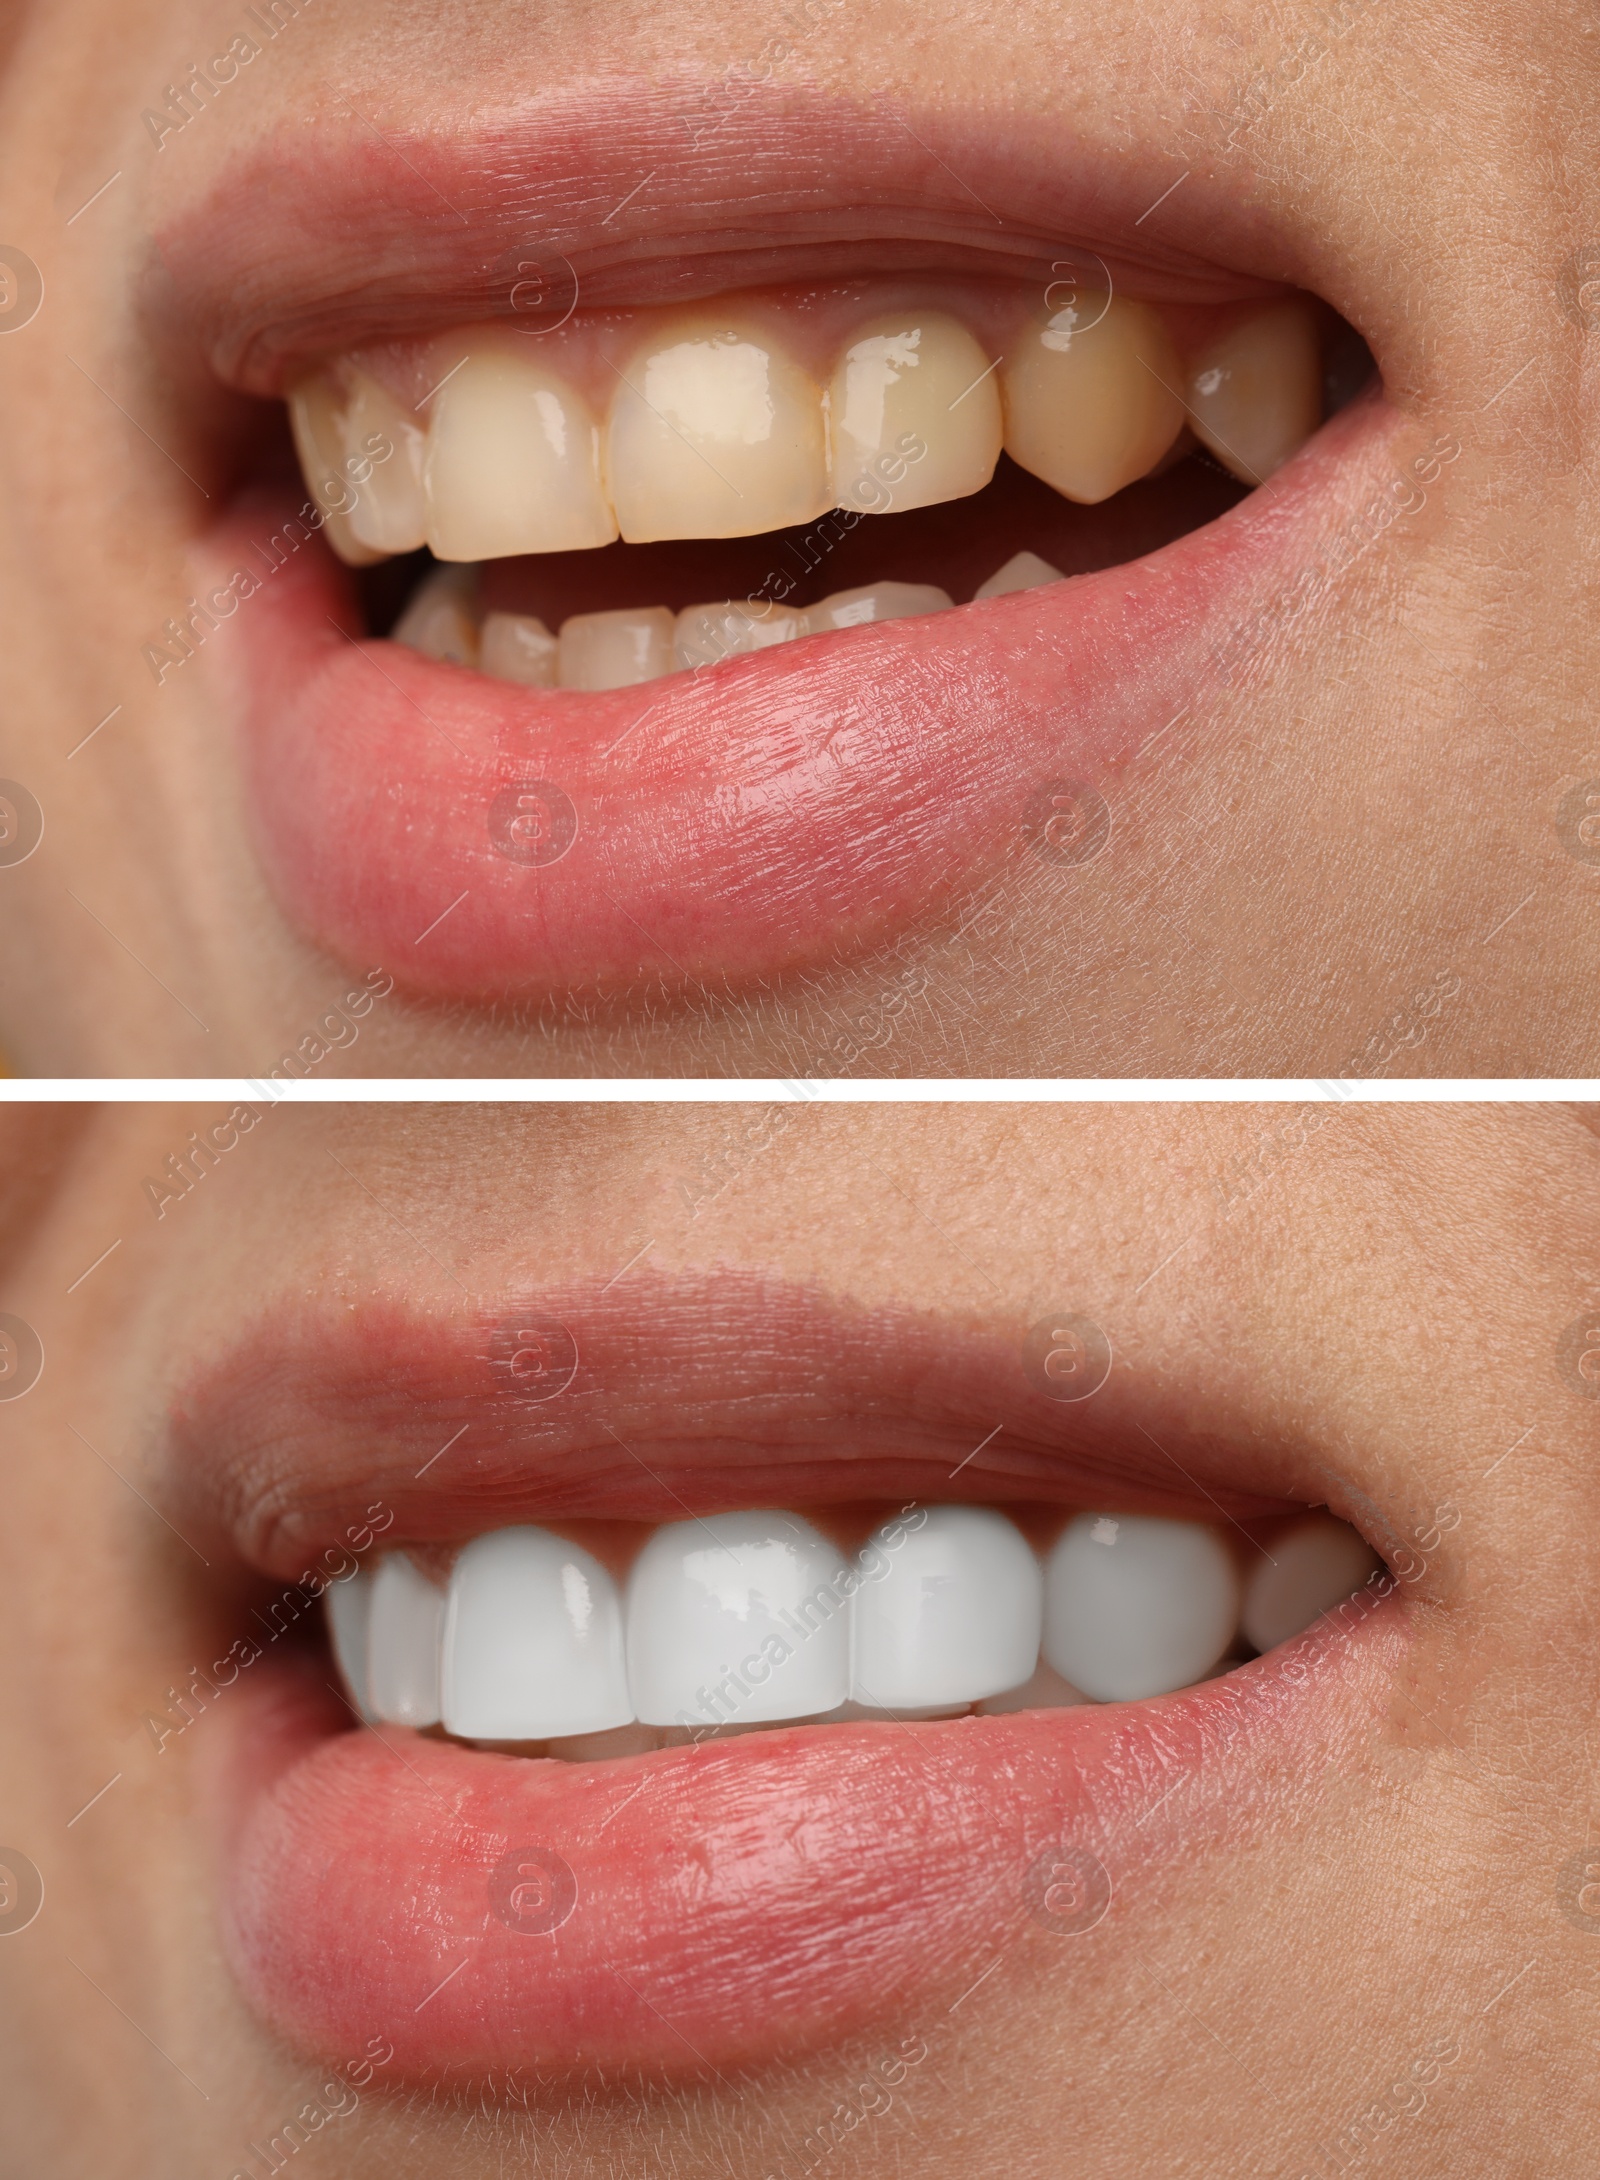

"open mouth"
[162, 1272, 1408, 2085]
[157, 95, 1392, 1009]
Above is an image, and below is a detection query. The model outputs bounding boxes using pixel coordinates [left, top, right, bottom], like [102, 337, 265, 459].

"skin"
[0, 0, 1595, 1075]
[2, 1100, 1599, 2175]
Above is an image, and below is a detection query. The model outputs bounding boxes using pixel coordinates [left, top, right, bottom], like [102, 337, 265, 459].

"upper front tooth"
[1186, 300, 1323, 485]
[806, 580, 953, 632]
[827, 311, 1001, 514]
[1240, 1515, 1380, 1653]
[325, 1565, 378, 1723]
[340, 369, 428, 555]
[1001, 294, 1185, 504]
[1043, 1514, 1238, 1701]
[441, 1526, 633, 1739]
[606, 315, 830, 542]
[625, 1510, 852, 1727]
[849, 1505, 1042, 1709]
[366, 1552, 444, 1726]
[423, 346, 617, 562]
[287, 377, 385, 568]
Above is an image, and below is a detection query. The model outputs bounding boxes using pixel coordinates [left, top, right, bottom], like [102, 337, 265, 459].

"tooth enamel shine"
[442, 1526, 633, 1740]
[1001, 295, 1185, 505]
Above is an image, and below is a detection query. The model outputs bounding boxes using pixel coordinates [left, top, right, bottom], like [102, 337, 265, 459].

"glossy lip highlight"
[157, 93, 1398, 1007]
[164, 1273, 1408, 2083]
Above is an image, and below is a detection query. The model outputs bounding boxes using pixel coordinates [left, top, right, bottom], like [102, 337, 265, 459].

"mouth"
[161, 1271, 1406, 2086]
[155, 90, 1391, 1013]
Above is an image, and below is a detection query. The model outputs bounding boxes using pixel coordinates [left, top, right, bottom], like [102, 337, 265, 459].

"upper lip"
[160, 1267, 1340, 1580]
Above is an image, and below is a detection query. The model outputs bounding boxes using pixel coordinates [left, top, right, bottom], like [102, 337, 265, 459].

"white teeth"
[391, 567, 480, 667]
[366, 1552, 444, 1727]
[1240, 1516, 1380, 1653]
[1186, 300, 1323, 484]
[806, 581, 953, 633]
[340, 369, 428, 555]
[607, 315, 830, 542]
[827, 311, 1001, 514]
[324, 1566, 378, 1724]
[287, 377, 385, 568]
[479, 609, 558, 687]
[441, 1527, 633, 1740]
[334, 1506, 1268, 1745]
[675, 598, 810, 669]
[558, 605, 677, 690]
[1043, 1514, 1238, 1701]
[423, 347, 617, 562]
[625, 1511, 852, 1727]
[849, 1505, 1041, 1709]
[973, 550, 1064, 600]
[1001, 294, 1185, 504]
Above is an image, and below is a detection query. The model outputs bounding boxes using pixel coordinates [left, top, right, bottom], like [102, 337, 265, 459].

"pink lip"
[213, 392, 1391, 1002]
[158, 97, 1400, 1006]
[163, 1273, 1405, 2080]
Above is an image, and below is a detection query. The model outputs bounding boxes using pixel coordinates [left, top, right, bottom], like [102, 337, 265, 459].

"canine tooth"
[607, 315, 829, 542]
[1186, 300, 1323, 484]
[973, 550, 1064, 600]
[423, 348, 616, 562]
[341, 370, 428, 554]
[1002, 295, 1185, 504]
[849, 1505, 1042, 1709]
[558, 606, 676, 690]
[366, 1553, 444, 1727]
[287, 376, 386, 567]
[626, 1510, 852, 1728]
[1043, 1514, 1238, 1701]
[806, 581, 953, 632]
[675, 599, 809, 669]
[442, 1527, 633, 1740]
[480, 610, 558, 687]
[391, 567, 480, 667]
[324, 1566, 377, 1722]
[827, 311, 1001, 514]
[1240, 1515, 1380, 1653]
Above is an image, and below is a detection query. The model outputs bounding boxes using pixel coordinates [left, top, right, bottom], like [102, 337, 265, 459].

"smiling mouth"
[292, 283, 1345, 690]
[159, 95, 1390, 1008]
[164, 1273, 1406, 2083]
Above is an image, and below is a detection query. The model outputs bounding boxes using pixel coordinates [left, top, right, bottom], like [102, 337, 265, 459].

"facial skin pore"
[0, 1, 1595, 1073]
[1, 1102, 1599, 2175]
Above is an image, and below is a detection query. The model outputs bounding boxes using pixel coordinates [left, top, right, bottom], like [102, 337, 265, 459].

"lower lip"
[217, 397, 1394, 1003]
[216, 1589, 1403, 2079]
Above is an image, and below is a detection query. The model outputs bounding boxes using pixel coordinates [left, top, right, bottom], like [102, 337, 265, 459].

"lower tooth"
[442, 1527, 633, 1741]
[806, 581, 953, 632]
[973, 550, 1064, 600]
[558, 606, 678, 690]
[1240, 1516, 1380, 1652]
[976, 1660, 1088, 1713]
[1043, 1514, 1238, 1701]
[1186, 300, 1323, 484]
[480, 610, 558, 687]
[675, 598, 810, 669]
[366, 1553, 444, 1727]
[391, 568, 480, 667]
